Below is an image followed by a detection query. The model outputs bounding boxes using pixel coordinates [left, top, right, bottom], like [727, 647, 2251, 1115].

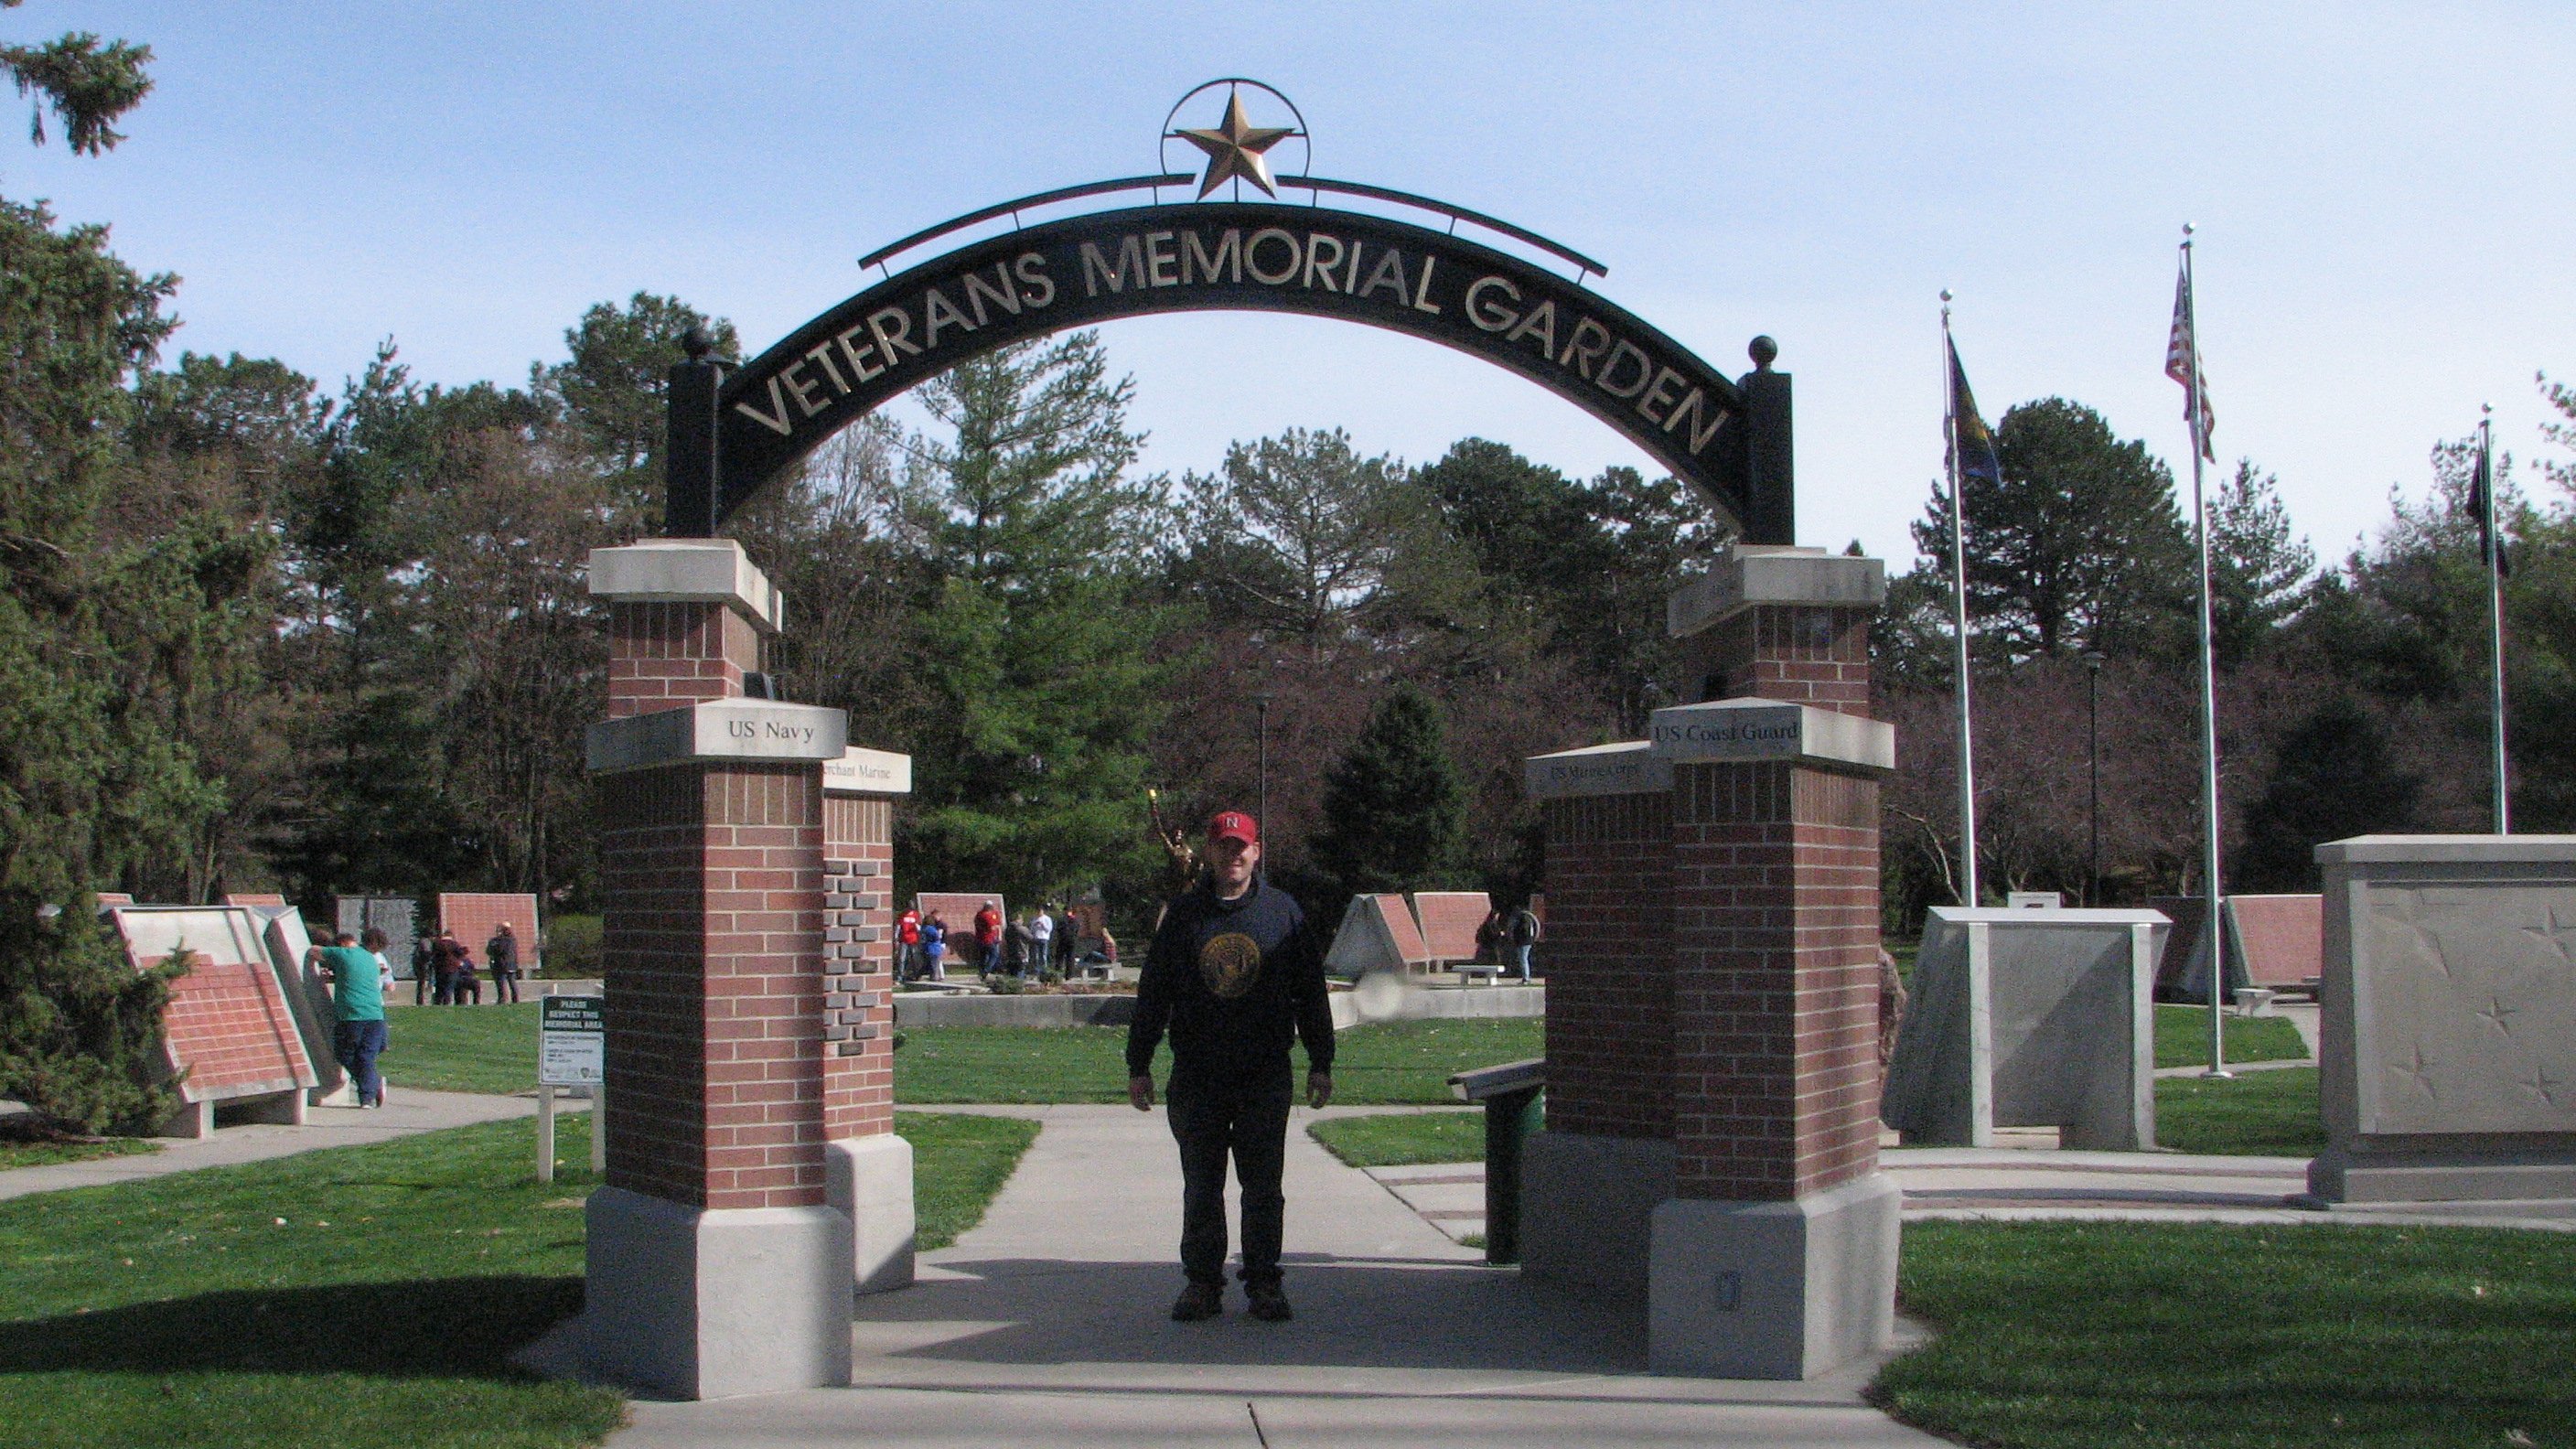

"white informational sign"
[538, 995, 606, 1087]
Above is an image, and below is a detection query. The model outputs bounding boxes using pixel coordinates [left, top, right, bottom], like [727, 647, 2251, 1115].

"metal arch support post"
[664, 357, 723, 538]
[1739, 350, 1795, 547]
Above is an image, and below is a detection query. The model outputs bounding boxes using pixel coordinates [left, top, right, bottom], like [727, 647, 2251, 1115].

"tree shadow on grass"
[0, 1276, 582, 1380]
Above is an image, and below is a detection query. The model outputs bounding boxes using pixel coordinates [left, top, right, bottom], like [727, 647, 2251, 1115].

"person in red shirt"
[896, 907, 922, 981]
[974, 901, 1003, 976]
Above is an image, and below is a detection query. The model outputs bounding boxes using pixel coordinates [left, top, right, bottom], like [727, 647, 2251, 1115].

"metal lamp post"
[1254, 692, 1272, 827]
[2085, 649, 2105, 907]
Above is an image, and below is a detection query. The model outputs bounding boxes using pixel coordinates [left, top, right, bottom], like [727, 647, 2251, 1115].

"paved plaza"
[612, 1102, 1947, 1447]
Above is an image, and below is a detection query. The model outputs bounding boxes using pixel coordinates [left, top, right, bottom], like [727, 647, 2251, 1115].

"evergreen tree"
[2206, 459, 2314, 666]
[531, 292, 739, 523]
[1, 10, 152, 156]
[1911, 397, 2194, 662]
[1310, 686, 1465, 899]
[0, 896, 179, 1132]
[2235, 694, 2420, 890]
[0, 26, 200, 1129]
[894, 334, 1175, 905]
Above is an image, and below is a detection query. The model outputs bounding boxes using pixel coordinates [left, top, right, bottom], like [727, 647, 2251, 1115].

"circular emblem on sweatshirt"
[1198, 931, 1263, 999]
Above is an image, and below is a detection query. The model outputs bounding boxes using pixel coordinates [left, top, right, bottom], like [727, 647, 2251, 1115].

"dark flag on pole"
[2165, 267, 2216, 460]
[2469, 436, 2512, 578]
[1948, 339, 2002, 486]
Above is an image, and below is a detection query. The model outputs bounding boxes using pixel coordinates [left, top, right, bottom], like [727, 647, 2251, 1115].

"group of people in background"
[406, 922, 525, 1004]
[895, 901, 1114, 983]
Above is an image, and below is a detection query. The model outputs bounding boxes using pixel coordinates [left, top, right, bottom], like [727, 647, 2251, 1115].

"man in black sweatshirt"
[1127, 809, 1336, 1323]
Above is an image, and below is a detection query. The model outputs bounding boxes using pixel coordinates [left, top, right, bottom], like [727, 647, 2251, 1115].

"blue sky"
[8, 2, 2571, 564]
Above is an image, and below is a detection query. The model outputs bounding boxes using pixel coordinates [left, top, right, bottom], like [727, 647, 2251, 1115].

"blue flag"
[1948, 338, 2002, 485]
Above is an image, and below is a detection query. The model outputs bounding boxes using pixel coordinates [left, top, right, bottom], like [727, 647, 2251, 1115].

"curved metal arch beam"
[856, 175, 1609, 283]
[709, 201, 1789, 541]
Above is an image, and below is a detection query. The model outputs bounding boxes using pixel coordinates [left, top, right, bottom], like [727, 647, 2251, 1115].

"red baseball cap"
[1208, 810, 1260, 846]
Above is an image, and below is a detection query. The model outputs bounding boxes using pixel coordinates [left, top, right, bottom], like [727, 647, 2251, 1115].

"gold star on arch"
[1174, 91, 1295, 199]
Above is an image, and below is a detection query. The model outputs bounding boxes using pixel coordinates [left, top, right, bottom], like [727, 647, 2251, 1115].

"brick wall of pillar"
[1667, 760, 1883, 1201]
[821, 794, 896, 1142]
[607, 600, 762, 720]
[1690, 604, 1875, 717]
[1538, 790, 1674, 1140]
[599, 762, 829, 1212]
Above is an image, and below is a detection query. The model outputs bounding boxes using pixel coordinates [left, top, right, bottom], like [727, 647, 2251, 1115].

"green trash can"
[1447, 1057, 1546, 1264]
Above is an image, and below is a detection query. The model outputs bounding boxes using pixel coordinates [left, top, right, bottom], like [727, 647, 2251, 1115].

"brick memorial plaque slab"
[914, 893, 1005, 939]
[111, 906, 317, 1136]
[1323, 893, 1430, 979]
[440, 893, 541, 972]
[2227, 894, 2323, 992]
[1411, 891, 1494, 964]
[1370, 893, 1433, 966]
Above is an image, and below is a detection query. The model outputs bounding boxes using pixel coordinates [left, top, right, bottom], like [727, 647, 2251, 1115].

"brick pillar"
[819, 747, 916, 1294]
[1523, 545, 1898, 1382]
[1666, 759, 1884, 1201]
[597, 763, 827, 1210]
[575, 537, 857, 1401]
[1668, 544, 1884, 716]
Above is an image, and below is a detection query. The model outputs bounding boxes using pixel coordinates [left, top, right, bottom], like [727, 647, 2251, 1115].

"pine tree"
[1310, 686, 1465, 899]
[2235, 695, 2420, 891]
[0, 27, 194, 1129]
[0, 896, 179, 1132]
[1910, 397, 2194, 663]
[893, 334, 1176, 905]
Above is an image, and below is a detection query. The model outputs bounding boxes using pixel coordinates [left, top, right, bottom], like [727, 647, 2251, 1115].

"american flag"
[2166, 264, 2216, 461]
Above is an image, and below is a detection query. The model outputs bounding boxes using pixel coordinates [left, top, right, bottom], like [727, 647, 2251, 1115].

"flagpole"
[2182, 226, 2231, 1079]
[2482, 404, 2511, 833]
[1942, 290, 1980, 909]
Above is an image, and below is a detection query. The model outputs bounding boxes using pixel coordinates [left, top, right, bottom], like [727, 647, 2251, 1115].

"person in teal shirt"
[311, 931, 388, 1108]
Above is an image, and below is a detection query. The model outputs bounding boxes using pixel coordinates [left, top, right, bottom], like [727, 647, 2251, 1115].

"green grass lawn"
[2154, 1004, 2308, 1068]
[0, 1108, 1035, 1449]
[905, 1111, 1038, 1250]
[1307, 1110, 1484, 1167]
[0, 1134, 161, 1171]
[894, 1018, 1544, 1105]
[381, 1002, 546, 1094]
[1877, 1218, 2576, 1448]
[2155, 1066, 2325, 1156]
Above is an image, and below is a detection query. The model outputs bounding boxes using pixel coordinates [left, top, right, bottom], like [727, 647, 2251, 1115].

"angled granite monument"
[2307, 835, 2576, 1204]
[1882, 907, 2166, 1150]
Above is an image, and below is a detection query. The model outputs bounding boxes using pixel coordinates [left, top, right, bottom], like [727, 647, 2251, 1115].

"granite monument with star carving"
[2307, 834, 2576, 1204]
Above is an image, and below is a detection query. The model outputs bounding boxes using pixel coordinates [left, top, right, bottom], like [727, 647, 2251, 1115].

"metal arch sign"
[686, 201, 1793, 542]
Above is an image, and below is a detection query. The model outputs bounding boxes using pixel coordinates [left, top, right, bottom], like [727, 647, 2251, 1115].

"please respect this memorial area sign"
[538, 995, 606, 1088]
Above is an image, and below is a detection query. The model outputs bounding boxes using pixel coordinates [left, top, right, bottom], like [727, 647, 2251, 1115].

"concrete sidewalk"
[0, 1089, 572, 1201]
[615, 1103, 1945, 1447]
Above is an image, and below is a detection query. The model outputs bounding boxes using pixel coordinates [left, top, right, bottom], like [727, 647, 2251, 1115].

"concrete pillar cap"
[1668, 543, 1884, 639]
[588, 538, 785, 635]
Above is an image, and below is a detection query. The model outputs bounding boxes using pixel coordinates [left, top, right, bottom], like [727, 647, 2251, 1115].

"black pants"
[1166, 1063, 1293, 1288]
